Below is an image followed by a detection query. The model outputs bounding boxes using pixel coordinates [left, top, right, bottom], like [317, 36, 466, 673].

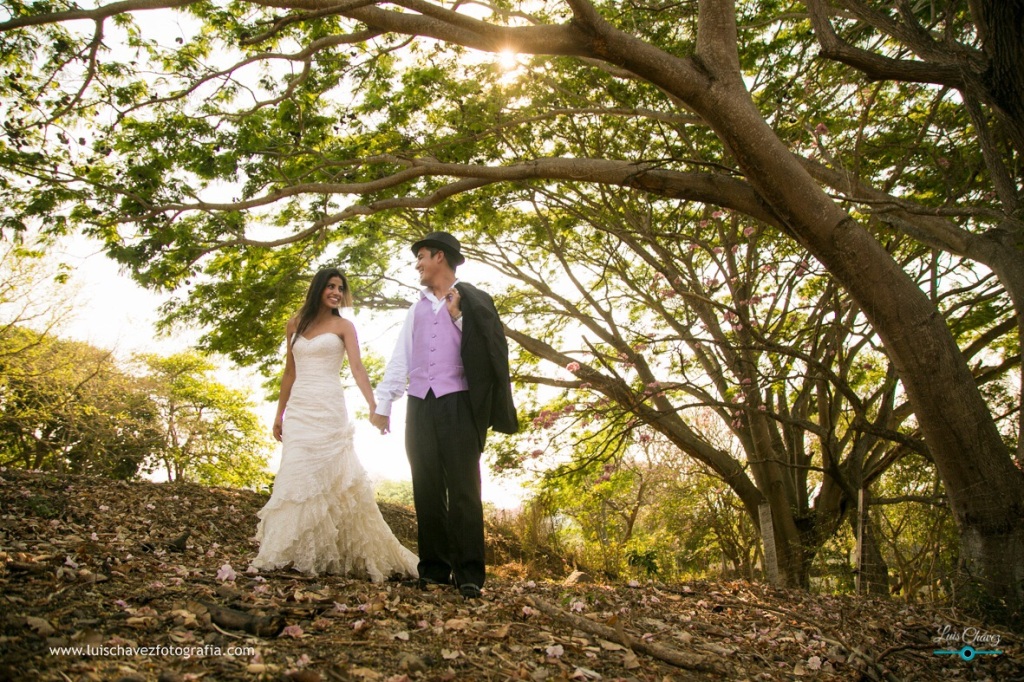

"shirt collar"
[420, 279, 460, 303]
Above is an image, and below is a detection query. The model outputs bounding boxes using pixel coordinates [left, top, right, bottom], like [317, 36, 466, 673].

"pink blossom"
[566, 361, 581, 373]
[814, 122, 829, 136]
[216, 564, 236, 582]
[712, 210, 725, 219]
[743, 226, 756, 237]
[280, 624, 304, 638]
[533, 410, 557, 429]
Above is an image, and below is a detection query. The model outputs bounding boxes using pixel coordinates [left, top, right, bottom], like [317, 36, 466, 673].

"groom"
[371, 232, 517, 598]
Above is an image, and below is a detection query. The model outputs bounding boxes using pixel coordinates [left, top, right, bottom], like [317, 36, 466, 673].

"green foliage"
[0, 327, 273, 488]
[135, 351, 274, 489]
[872, 456, 959, 602]
[526, 428, 763, 583]
[0, 242, 274, 487]
[0, 326, 164, 478]
[374, 478, 414, 507]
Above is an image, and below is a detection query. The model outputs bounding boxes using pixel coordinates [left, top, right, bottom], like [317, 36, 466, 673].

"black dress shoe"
[419, 577, 449, 591]
[459, 583, 482, 599]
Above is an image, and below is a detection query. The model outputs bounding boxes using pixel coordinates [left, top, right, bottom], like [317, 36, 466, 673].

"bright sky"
[55, 235, 528, 508]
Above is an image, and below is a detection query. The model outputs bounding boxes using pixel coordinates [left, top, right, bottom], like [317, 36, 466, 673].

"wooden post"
[758, 502, 779, 586]
[855, 488, 867, 594]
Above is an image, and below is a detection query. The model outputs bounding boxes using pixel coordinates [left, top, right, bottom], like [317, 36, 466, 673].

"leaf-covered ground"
[1, 469, 1020, 681]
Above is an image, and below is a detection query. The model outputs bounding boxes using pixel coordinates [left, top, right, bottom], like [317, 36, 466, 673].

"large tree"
[1, 1, 1021, 613]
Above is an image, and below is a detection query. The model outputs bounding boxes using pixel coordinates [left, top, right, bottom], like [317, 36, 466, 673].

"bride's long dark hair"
[293, 267, 352, 344]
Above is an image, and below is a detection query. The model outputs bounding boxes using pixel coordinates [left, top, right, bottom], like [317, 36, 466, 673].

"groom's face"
[415, 247, 445, 287]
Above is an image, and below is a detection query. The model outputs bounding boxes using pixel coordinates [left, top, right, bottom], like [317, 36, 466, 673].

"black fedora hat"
[411, 231, 465, 266]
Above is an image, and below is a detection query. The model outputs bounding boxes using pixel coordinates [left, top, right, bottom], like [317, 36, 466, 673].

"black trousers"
[406, 390, 485, 587]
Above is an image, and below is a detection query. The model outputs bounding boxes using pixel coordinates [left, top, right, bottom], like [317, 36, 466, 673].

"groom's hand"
[370, 413, 390, 434]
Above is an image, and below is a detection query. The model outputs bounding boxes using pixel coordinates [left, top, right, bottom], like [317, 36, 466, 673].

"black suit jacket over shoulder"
[455, 282, 518, 448]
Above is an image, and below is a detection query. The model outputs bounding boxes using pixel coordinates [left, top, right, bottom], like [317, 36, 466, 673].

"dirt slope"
[1, 469, 1019, 681]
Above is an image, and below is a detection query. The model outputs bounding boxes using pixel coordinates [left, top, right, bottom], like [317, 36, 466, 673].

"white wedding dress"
[252, 333, 418, 580]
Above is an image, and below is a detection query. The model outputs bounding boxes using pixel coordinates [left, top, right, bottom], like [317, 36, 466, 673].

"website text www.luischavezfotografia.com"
[49, 644, 256, 660]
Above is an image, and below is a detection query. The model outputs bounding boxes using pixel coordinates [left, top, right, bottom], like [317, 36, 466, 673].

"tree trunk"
[968, 0, 1024, 156]
[959, 524, 1024, 618]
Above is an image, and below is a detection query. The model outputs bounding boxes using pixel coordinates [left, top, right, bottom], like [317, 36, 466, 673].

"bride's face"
[320, 276, 345, 310]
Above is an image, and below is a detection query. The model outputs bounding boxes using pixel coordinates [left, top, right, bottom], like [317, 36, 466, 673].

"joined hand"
[370, 413, 390, 434]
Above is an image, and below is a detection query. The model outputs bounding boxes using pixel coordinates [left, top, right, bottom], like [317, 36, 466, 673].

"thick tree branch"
[805, 0, 967, 88]
[120, 156, 781, 242]
[0, 0, 195, 31]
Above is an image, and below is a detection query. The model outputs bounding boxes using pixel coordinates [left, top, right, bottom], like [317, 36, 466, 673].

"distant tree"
[375, 479, 415, 507]
[528, 426, 764, 582]
[872, 455, 959, 602]
[0, 239, 73, 358]
[136, 352, 273, 489]
[0, 326, 163, 478]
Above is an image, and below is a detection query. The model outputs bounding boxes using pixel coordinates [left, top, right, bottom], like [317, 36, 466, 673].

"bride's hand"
[272, 418, 283, 441]
[369, 413, 390, 435]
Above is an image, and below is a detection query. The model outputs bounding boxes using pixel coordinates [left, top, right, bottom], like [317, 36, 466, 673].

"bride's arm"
[340, 319, 377, 415]
[273, 317, 299, 441]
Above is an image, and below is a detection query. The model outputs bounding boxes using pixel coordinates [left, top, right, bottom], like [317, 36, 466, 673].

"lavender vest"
[408, 296, 469, 399]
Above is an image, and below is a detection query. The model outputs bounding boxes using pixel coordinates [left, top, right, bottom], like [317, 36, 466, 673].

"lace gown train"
[252, 333, 418, 581]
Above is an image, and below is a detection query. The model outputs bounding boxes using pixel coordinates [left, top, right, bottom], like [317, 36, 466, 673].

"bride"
[252, 267, 418, 580]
